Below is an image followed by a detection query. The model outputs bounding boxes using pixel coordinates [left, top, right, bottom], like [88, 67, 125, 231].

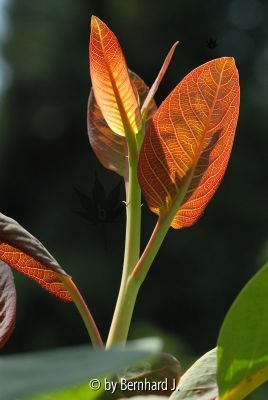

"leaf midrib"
[95, 20, 140, 139]
[161, 60, 228, 222]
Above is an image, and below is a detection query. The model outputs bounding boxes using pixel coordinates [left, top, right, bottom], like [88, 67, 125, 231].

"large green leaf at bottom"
[0, 339, 161, 400]
[170, 349, 218, 400]
[217, 262, 268, 400]
[23, 383, 101, 400]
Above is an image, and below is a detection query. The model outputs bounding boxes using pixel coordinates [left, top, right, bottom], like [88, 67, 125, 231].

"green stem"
[106, 213, 171, 349]
[131, 213, 172, 284]
[106, 157, 141, 348]
[61, 275, 103, 348]
[106, 155, 194, 347]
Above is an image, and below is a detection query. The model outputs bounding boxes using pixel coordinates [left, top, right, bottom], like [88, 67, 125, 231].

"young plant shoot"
[5, 15, 268, 400]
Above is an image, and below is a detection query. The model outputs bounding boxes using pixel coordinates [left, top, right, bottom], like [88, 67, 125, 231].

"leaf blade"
[89, 16, 142, 138]
[88, 70, 156, 177]
[0, 339, 161, 400]
[141, 41, 179, 118]
[138, 57, 240, 229]
[217, 263, 268, 400]
[0, 261, 16, 348]
[170, 349, 218, 400]
[0, 213, 71, 301]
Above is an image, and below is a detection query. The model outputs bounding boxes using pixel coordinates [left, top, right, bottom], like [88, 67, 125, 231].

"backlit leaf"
[170, 349, 218, 400]
[0, 213, 71, 301]
[138, 58, 240, 229]
[89, 16, 142, 138]
[0, 261, 16, 348]
[141, 41, 179, 118]
[88, 71, 156, 177]
[217, 263, 268, 400]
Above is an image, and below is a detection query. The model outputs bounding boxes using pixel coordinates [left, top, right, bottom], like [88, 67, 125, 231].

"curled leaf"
[0, 213, 71, 301]
[141, 41, 179, 118]
[88, 71, 156, 177]
[0, 261, 16, 348]
[89, 16, 141, 138]
[138, 57, 240, 229]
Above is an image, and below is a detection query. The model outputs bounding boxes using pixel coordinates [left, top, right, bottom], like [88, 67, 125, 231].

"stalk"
[106, 165, 195, 348]
[106, 156, 141, 347]
[61, 275, 103, 348]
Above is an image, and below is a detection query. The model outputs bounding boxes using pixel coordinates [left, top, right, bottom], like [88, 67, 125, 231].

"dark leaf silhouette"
[0, 261, 16, 348]
[207, 38, 217, 49]
[75, 174, 124, 225]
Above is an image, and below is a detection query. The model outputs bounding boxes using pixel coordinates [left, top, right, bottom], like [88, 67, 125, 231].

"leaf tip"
[90, 15, 108, 33]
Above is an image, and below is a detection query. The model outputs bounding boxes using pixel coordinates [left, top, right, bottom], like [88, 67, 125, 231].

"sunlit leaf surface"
[217, 263, 268, 400]
[141, 41, 179, 117]
[0, 261, 16, 348]
[88, 71, 156, 177]
[0, 213, 71, 301]
[90, 16, 142, 137]
[138, 58, 240, 228]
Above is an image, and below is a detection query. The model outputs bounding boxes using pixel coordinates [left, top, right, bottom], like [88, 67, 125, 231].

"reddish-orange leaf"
[138, 57, 240, 228]
[0, 213, 72, 301]
[90, 16, 142, 138]
[0, 261, 16, 348]
[141, 41, 179, 118]
[88, 70, 157, 177]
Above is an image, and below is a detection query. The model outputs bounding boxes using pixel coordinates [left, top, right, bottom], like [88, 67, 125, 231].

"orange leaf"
[88, 70, 156, 177]
[0, 213, 72, 301]
[90, 16, 142, 138]
[141, 41, 179, 118]
[138, 57, 240, 229]
[0, 261, 16, 348]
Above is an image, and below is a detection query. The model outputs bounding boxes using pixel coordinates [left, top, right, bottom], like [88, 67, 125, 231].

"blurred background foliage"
[0, 0, 267, 367]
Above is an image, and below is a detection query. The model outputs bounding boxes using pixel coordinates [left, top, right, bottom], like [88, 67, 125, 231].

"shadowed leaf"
[0, 338, 161, 400]
[0, 213, 71, 301]
[88, 71, 156, 177]
[138, 58, 240, 229]
[115, 352, 181, 398]
[89, 16, 141, 138]
[0, 261, 16, 348]
[170, 349, 218, 400]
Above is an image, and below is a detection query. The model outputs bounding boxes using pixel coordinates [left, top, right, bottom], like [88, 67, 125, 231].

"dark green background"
[0, 0, 267, 363]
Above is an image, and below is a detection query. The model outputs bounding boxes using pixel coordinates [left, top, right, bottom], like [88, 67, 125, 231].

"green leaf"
[217, 262, 268, 400]
[0, 338, 161, 400]
[120, 397, 169, 400]
[170, 349, 218, 400]
[0, 261, 16, 348]
[23, 382, 104, 400]
[115, 352, 181, 398]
